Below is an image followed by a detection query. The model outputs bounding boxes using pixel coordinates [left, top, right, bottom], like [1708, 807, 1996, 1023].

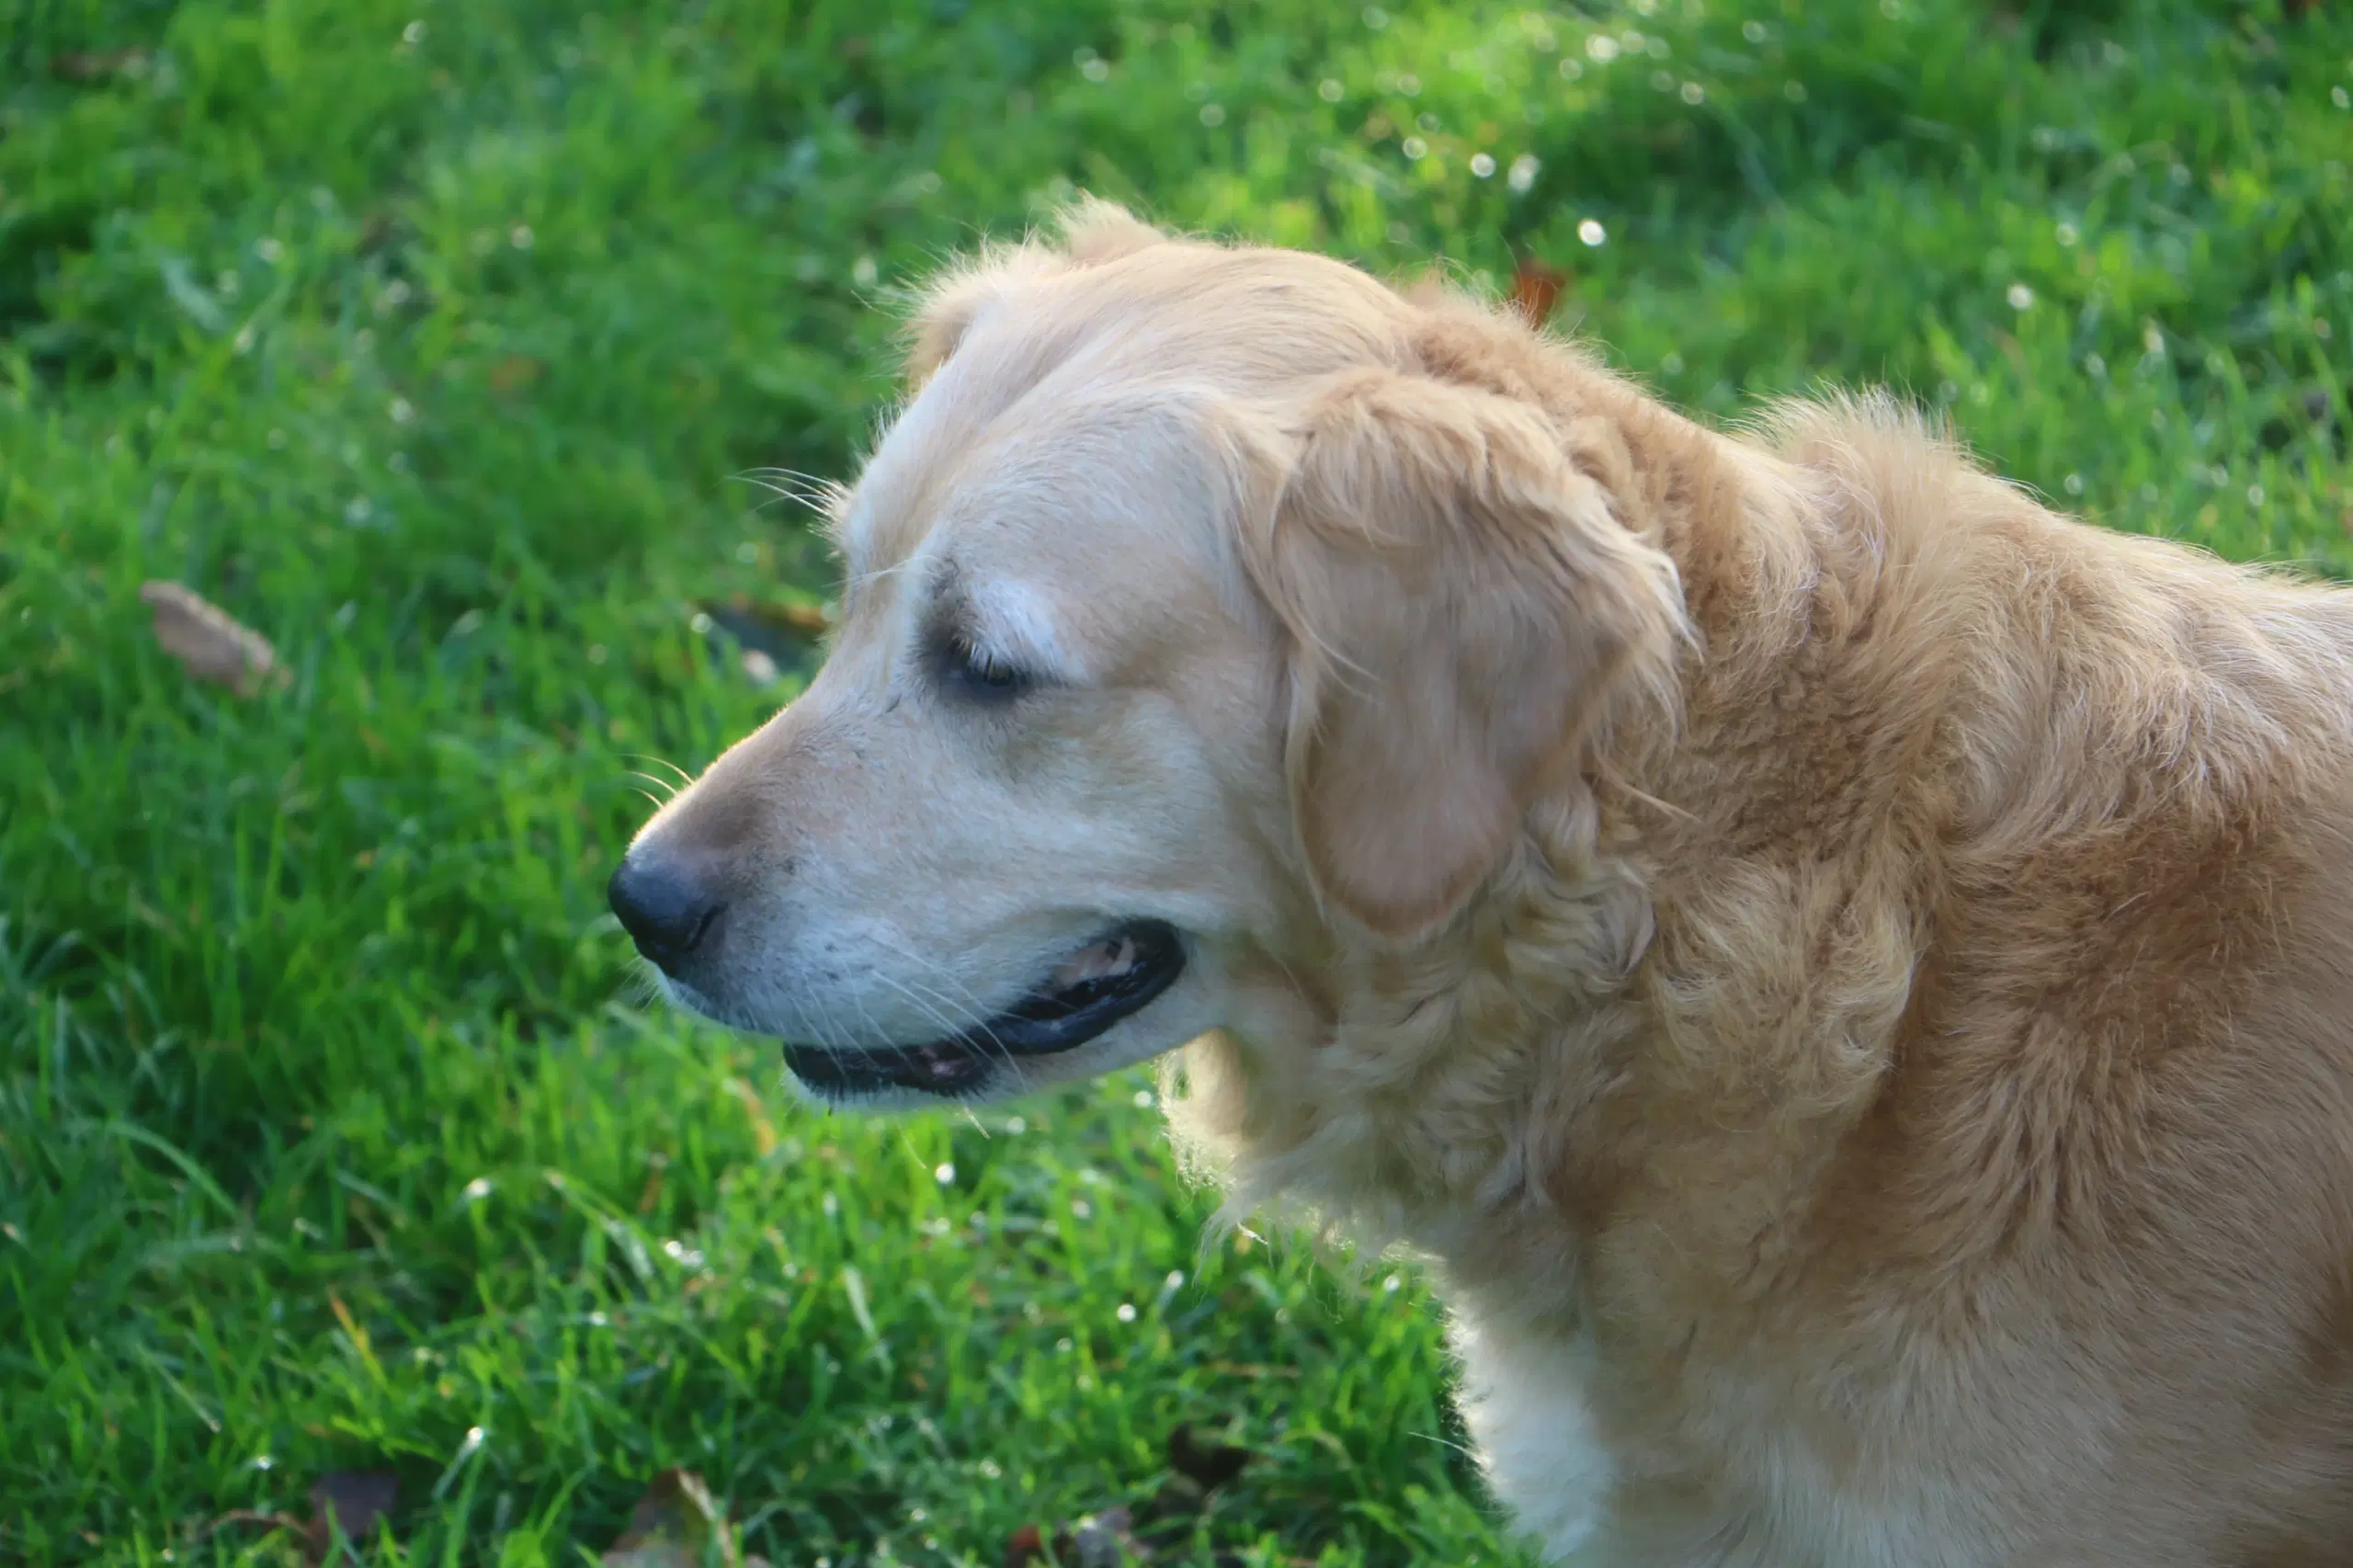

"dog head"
[609, 203, 1685, 1106]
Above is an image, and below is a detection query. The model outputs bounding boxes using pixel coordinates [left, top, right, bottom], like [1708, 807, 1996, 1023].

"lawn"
[2, 0, 2348, 1562]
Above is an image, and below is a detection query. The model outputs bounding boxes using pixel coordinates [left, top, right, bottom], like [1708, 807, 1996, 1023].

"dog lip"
[780, 920, 1187, 1096]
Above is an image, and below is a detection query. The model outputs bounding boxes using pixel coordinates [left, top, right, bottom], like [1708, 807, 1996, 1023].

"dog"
[609, 202, 2353, 1565]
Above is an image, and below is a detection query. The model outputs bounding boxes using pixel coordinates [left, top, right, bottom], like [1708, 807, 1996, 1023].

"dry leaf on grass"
[699, 594, 832, 642]
[202, 1467, 399, 1562]
[775, 601, 832, 634]
[140, 580, 288, 697]
[303, 1471, 399, 1559]
[489, 355, 544, 394]
[1002, 1508, 1139, 1568]
[1164, 1425, 1253, 1492]
[1133, 1422, 1257, 1532]
[51, 49, 148, 80]
[1004, 1423, 1260, 1567]
[1508, 259, 1569, 328]
[603, 1468, 770, 1568]
[696, 595, 831, 687]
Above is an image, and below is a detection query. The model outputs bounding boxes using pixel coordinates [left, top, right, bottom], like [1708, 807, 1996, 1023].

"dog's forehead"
[846, 380, 1230, 597]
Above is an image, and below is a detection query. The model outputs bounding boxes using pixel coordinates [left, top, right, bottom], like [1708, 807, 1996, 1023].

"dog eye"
[944, 633, 1025, 698]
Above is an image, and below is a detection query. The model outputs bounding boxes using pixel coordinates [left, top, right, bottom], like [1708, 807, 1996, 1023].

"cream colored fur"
[624, 202, 2353, 1565]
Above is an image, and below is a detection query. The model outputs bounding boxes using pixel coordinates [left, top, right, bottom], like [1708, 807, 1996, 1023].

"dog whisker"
[622, 752, 695, 787]
[624, 770, 678, 804]
[863, 937, 1021, 1071]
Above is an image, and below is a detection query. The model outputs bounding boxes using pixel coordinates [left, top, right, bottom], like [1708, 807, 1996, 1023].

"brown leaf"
[1508, 259, 1569, 328]
[490, 355, 544, 394]
[302, 1470, 399, 1561]
[140, 581, 288, 697]
[50, 50, 145, 81]
[604, 1469, 763, 1568]
[1003, 1523, 1048, 1568]
[1006, 1512, 1143, 1568]
[202, 1509, 302, 1545]
[1006, 1427, 1247, 1568]
[705, 594, 830, 642]
[1166, 1425, 1254, 1492]
[1137, 1474, 1206, 1528]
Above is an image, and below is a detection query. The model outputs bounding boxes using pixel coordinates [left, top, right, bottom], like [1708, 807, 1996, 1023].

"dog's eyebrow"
[919, 556, 972, 634]
[919, 557, 1081, 681]
[919, 558, 1019, 673]
[918, 565, 979, 652]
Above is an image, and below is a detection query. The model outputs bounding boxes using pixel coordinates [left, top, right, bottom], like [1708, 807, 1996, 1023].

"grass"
[2, 0, 2348, 1562]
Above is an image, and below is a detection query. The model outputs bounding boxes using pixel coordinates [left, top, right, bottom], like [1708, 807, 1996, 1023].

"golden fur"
[623, 203, 2353, 1563]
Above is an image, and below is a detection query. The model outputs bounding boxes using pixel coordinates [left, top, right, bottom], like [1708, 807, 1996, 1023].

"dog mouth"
[780, 921, 1187, 1097]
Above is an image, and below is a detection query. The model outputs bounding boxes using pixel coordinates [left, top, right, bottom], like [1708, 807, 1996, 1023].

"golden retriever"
[609, 202, 2353, 1565]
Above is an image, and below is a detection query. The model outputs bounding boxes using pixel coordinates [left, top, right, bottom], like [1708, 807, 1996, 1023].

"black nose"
[607, 856, 724, 974]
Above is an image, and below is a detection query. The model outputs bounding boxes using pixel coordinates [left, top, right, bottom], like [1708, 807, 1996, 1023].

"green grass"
[3, 0, 2348, 1562]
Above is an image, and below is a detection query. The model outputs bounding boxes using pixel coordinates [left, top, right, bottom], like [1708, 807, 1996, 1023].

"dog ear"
[1245, 368, 1683, 941]
[903, 199, 1167, 384]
